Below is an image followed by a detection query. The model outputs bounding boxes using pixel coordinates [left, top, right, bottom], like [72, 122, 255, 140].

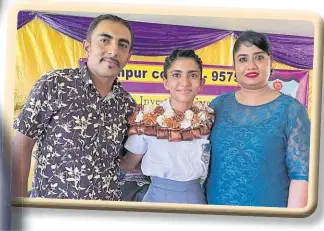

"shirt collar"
[80, 62, 125, 97]
[80, 62, 92, 87]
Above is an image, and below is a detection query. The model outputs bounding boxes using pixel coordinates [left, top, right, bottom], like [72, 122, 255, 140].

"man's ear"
[83, 39, 90, 56]
[127, 51, 132, 63]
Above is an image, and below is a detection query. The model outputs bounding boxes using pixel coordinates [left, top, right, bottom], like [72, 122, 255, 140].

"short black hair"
[233, 30, 273, 62]
[163, 49, 203, 78]
[86, 14, 134, 51]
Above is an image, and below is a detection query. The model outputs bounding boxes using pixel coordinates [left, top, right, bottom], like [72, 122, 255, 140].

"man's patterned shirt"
[14, 63, 136, 200]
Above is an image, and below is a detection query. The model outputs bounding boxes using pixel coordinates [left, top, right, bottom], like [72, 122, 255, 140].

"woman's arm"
[285, 102, 310, 208]
[287, 180, 308, 208]
[120, 151, 144, 172]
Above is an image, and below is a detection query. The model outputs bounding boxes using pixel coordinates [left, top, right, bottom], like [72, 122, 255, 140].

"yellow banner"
[117, 61, 238, 87]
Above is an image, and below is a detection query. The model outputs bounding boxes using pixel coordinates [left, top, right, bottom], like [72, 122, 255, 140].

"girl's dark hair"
[163, 49, 203, 78]
[233, 30, 273, 62]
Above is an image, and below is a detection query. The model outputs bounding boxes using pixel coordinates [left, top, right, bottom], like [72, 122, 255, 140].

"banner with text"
[79, 59, 309, 108]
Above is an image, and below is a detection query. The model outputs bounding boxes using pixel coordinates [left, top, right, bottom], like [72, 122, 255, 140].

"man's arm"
[11, 131, 36, 197]
[12, 73, 56, 197]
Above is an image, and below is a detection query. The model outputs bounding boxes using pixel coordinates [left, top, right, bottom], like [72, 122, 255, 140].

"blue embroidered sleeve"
[285, 101, 310, 181]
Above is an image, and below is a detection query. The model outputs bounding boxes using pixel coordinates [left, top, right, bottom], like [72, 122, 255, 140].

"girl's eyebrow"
[236, 51, 266, 58]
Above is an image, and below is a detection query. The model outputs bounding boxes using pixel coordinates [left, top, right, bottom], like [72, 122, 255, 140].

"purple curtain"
[38, 13, 91, 44]
[270, 70, 309, 108]
[296, 74, 309, 108]
[17, 11, 314, 69]
[17, 11, 36, 29]
[128, 23, 232, 56]
[17, 11, 231, 56]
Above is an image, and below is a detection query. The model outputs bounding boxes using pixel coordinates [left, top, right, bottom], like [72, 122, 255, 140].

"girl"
[121, 49, 214, 204]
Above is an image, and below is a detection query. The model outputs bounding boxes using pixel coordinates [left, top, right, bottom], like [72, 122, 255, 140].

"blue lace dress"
[206, 92, 310, 207]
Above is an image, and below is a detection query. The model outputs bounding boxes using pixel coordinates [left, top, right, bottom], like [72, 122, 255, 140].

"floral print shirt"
[13, 62, 136, 201]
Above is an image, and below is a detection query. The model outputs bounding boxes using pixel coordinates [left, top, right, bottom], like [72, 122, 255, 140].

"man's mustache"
[100, 57, 120, 67]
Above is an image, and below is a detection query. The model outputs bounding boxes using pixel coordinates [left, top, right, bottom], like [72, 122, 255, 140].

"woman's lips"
[245, 72, 259, 78]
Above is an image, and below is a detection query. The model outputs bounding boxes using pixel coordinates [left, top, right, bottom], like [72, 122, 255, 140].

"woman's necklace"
[128, 99, 215, 141]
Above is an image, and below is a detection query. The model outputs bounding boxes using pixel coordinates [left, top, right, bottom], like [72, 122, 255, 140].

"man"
[11, 14, 148, 201]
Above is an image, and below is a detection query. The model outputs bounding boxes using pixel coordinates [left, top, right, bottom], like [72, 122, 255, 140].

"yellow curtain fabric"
[15, 19, 85, 118]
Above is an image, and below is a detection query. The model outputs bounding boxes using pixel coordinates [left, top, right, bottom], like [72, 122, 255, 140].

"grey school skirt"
[142, 176, 206, 204]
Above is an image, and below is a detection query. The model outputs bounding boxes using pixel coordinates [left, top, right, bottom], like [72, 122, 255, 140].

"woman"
[120, 49, 214, 204]
[206, 30, 310, 208]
